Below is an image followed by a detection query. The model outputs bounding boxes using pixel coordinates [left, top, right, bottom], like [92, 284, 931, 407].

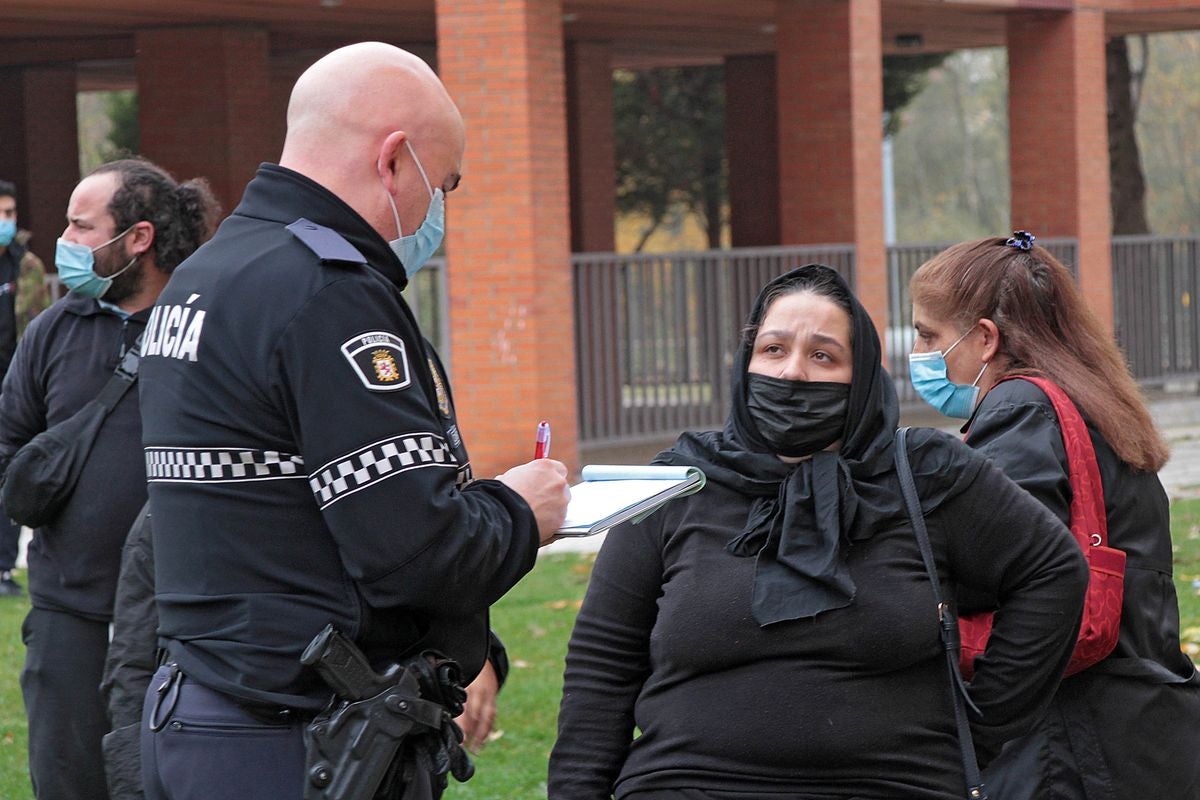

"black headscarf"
[655, 265, 970, 625]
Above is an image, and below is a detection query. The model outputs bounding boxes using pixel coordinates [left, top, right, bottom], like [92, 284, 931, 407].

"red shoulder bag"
[959, 376, 1126, 679]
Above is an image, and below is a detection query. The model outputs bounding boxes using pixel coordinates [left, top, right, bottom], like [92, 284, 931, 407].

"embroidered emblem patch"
[341, 332, 411, 391]
[373, 350, 401, 383]
[428, 358, 451, 417]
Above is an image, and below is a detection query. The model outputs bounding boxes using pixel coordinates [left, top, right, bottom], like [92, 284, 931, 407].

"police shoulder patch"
[428, 357, 452, 417]
[340, 331, 411, 391]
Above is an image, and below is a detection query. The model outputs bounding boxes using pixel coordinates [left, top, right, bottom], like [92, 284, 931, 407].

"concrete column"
[776, 0, 887, 336]
[726, 54, 780, 247]
[0, 66, 79, 267]
[566, 41, 617, 254]
[436, 0, 578, 477]
[1008, 10, 1113, 331]
[135, 27, 273, 211]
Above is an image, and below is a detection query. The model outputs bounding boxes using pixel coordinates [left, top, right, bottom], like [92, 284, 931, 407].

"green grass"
[2, 507, 1199, 800]
[1169, 499, 1200, 661]
[445, 553, 595, 799]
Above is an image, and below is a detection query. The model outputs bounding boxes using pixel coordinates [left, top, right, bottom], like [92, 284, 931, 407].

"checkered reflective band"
[309, 432, 458, 509]
[146, 447, 306, 482]
[455, 462, 472, 489]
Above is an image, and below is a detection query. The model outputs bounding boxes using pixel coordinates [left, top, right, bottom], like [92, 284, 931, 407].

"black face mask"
[745, 374, 849, 458]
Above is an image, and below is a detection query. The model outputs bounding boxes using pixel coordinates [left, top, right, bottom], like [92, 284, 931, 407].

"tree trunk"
[703, 195, 722, 249]
[1107, 37, 1150, 236]
[633, 218, 661, 253]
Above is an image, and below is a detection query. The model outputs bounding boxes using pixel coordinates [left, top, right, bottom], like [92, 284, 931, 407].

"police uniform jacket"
[0, 294, 149, 619]
[139, 164, 538, 711]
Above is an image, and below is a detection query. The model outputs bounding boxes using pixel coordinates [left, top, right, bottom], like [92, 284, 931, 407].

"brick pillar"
[776, 0, 886, 337]
[1008, 11, 1112, 331]
[135, 27, 273, 211]
[566, 41, 616, 253]
[726, 55, 780, 247]
[0, 66, 79, 267]
[436, 0, 578, 477]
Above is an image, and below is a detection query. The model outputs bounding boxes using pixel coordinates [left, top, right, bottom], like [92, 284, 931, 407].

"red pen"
[534, 420, 551, 459]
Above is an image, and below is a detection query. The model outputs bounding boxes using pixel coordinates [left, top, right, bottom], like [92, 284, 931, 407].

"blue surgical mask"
[382, 141, 445, 279]
[908, 327, 988, 419]
[54, 226, 137, 299]
[0, 219, 16, 247]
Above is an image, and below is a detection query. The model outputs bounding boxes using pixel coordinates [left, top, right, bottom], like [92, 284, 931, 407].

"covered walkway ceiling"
[2, 0, 1199, 79]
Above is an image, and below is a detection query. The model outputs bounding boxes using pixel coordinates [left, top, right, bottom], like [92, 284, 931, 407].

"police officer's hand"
[455, 660, 500, 752]
[496, 459, 570, 545]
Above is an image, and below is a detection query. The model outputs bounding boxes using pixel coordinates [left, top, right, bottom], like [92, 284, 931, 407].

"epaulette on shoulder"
[286, 218, 367, 265]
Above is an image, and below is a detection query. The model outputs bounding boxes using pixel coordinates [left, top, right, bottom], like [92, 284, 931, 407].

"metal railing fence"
[575, 238, 1091, 441]
[38, 235, 1200, 445]
[1113, 236, 1200, 385]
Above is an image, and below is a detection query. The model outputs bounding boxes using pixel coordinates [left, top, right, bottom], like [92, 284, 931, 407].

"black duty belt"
[148, 662, 315, 731]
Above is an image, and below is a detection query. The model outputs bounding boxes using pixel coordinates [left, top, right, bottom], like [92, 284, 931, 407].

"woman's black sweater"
[550, 432, 1088, 799]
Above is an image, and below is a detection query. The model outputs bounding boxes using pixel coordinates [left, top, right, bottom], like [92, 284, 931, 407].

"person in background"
[0, 179, 50, 596]
[550, 264, 1088, 799]
[909, 231, 1200, 799]
[0, 159, 219, 800]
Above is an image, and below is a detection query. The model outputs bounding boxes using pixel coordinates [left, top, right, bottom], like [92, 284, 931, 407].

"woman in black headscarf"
[549, 265, 1089, 800]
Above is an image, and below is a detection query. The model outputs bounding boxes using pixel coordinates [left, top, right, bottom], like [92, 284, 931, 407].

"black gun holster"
[301, 626, 474, 800]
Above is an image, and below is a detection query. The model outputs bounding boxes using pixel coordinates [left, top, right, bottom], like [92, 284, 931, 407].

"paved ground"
[1158, 427, 1200, 499]
[545, 391, 1200, 556]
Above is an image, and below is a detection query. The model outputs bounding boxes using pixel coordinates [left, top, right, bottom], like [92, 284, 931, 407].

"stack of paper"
[556, 464, 706, 537]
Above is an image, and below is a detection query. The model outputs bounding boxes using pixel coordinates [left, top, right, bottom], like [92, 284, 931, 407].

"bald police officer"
[137, 43, 570, 800]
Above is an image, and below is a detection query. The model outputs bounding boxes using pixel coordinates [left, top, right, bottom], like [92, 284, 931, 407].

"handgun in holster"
[300, 624, 474, 800]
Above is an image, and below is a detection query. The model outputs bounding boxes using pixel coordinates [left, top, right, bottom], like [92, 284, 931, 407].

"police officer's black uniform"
[138, 164, 539, 799]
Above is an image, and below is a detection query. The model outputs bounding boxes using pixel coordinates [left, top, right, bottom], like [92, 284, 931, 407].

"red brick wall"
[436, 0, 579, 478]
[776, 0, 887, 340]
[135, 27, 273, 213]
[726, 54, 781, 248]
[1008, 10, 1113, 331]
[0, 66, 79, 268]
[566, 41, 617, 254]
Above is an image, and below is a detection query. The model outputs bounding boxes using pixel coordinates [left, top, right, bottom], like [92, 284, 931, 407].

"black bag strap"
[894, 427, 987, 800]
[94, 333, 143, 412]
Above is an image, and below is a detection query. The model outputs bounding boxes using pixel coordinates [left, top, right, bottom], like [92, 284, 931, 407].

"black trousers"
[140, 664, 309, 800]
[0, 511, 19, 571]
[20, 607, 112, 800]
